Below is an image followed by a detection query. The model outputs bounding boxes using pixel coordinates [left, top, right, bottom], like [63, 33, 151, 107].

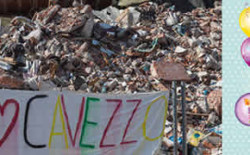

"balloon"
[235, 93, 250, 126]
[240, 7, 250, 37]
[241, 38, 250, 66]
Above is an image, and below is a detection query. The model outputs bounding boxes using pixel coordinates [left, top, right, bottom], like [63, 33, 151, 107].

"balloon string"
[245, 2, 250, 18]
[245, 2, 249, 9]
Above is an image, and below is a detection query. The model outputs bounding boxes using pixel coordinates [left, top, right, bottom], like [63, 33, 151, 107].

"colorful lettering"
[100, 99, 122, 148]
[245, 98, 250, 106]
[24, 95, 47, 148]
[79, 97, 100, 149]
[61, 95, 85, 147]
[0, 99, 19, 147]
[142, 96, 168, 141]
[120, 100, 141, 145]
[49, 96, 69, 148]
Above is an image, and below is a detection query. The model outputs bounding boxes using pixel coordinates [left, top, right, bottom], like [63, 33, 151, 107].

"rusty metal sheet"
[150, 61, 191, 81]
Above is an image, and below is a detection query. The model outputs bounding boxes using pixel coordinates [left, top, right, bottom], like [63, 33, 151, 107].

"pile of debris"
[161, 89, 222, 154]
[0, 0, 222, 154]
[161, 122, 222, 154]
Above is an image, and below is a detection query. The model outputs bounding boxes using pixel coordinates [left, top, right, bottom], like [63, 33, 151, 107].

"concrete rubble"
[0, 0, 221, 154]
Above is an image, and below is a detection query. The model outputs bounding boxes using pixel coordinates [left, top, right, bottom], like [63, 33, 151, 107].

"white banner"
[0, 90, 168, 155]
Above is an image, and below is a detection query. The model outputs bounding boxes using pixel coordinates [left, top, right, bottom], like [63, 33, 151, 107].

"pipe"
[172, 81, 178, 155]
[181, 82, 187, 155]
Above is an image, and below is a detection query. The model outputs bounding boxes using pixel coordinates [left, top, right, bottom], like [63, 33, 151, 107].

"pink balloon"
[241, 38, 250, 66]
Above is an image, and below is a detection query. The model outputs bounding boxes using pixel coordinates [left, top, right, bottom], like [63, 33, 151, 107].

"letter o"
[142, 95, 168, 141]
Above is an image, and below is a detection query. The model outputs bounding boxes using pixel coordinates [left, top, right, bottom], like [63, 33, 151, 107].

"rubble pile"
[0, 0, 222, 154]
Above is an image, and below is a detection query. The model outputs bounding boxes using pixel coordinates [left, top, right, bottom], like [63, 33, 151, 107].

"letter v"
[61, 95, 85, 147]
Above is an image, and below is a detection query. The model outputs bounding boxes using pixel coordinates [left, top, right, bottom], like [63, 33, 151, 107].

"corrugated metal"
[0, 0, 49, 13]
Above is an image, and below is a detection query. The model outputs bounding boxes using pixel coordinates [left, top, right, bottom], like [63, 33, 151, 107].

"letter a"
[49, 96, 69, 148]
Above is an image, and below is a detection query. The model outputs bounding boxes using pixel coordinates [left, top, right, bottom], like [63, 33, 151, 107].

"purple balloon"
[235, 93, 250, 126]
[241, 38, 250, 66]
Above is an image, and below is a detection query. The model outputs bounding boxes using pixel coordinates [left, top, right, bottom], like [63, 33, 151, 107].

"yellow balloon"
[240, 7, 250, 37]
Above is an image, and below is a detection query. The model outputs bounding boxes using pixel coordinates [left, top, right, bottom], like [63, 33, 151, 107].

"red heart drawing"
[0, 99, 19, 147]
